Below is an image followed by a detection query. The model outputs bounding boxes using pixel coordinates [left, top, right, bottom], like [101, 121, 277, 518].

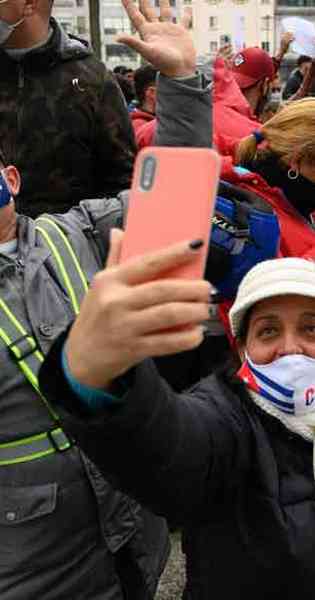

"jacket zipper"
[15, 258, 25, 274]
[17, 64, 25, 139]
[18, 64, 25, 90]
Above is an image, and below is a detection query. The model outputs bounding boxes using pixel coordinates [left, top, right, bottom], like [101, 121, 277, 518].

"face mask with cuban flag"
[238, 353, 315, 426]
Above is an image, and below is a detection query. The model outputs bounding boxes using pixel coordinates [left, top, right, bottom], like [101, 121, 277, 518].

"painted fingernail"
[209, 292, 222, 304]
[189, 239, 204, 250]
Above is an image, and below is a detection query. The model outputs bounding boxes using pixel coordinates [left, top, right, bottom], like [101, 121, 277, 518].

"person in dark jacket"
[40, 252, 315, 600]
[0, 0, 136, 217]
[0, 0, 211, 597]
[282, 55, 312, 100]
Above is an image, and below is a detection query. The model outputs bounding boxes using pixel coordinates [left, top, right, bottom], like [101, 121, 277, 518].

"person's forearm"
[154, 73, 212, 148]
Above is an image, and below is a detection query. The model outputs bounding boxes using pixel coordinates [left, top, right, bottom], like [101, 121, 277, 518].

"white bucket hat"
[229, 257, 315, 338]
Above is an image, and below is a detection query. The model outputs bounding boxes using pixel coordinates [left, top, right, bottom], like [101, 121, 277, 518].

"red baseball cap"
[232, 47, 275, 90]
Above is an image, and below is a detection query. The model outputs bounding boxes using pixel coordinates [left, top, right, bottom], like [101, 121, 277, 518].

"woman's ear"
[289, 151, 301, 174]
[2, 166, 21, 197]
[23, 0, 38, 18]
[236, 340, 245, 363]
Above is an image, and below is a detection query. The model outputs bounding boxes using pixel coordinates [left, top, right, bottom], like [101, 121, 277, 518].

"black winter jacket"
[40, 351, 315, 600]
[0, 18, 135, 217]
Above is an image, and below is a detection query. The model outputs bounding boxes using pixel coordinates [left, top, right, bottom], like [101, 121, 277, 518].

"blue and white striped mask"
[239, 353, 315, 424]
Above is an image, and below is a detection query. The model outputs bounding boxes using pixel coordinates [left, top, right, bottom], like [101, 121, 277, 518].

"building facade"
[53, 0, 182, 68]
[53, 0, 90, 39]
[190, 0, 276, 61]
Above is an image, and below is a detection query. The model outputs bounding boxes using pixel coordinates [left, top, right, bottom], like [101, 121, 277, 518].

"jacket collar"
[0, 17, 92, 69]
[0, 215, 50, 276]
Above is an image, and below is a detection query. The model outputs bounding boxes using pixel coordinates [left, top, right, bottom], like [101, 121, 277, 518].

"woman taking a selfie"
[40, 244, 315, 600]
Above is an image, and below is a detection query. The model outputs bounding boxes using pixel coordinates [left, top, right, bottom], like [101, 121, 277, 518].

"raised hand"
[280, 31, 295, 55]
[117, 0, 196, 78]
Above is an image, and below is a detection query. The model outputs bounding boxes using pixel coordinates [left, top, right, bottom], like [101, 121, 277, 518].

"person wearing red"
[213, 55, 262, 156]
[130, 64, 157, 140]
[136, 48, 275, 152]
[217, 98, 315, 337]
[213, 47, 275, 155]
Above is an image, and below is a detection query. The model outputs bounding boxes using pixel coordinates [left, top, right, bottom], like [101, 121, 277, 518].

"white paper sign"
[233, 11, 245, 52]
[282, 16, 315, 58]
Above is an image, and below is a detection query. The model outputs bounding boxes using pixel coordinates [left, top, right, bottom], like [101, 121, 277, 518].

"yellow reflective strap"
[0, 315, 59, 422]
[0, 427, 72, 465]
[35, 225, 80, 315]
[0, 448, 56, 466]
[36, 217, 88, 294]
[0, 298, 43, 363]
[0, 430, 50, 449]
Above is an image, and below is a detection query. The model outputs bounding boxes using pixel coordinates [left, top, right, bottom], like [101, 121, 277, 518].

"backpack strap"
[35, 216, 88, 315]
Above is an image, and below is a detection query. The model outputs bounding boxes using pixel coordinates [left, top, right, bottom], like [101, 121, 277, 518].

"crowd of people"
[1, 0, 315, 598]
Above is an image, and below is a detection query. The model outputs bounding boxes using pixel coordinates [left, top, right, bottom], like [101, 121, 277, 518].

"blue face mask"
[0, 1, 25, 46]
[0, 170, 12, 208]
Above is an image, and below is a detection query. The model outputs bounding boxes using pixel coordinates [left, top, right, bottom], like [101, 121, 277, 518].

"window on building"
[261, 41, 270, 52]
[104, 16, 132, 35]
[76, 0, 84, 6]
[210, 41, 218, 53]
[60, 21, 73, 34]
[277, 0, 314, 5]
[183, 0, 192, 5]
[261, 0, 270, 4]
[209, 16, 218, 30]
[106, 43, 137, 59]
[77, 16, 86, 35]
[155, 0, 176, 5]
[261, 15, 271, 31]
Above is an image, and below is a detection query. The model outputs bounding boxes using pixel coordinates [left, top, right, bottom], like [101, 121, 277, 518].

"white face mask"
[0, 0, 25, 46]
[238, 353, 315, 424]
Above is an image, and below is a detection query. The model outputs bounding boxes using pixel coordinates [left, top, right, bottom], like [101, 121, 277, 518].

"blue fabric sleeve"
[61, 345, 124, 410]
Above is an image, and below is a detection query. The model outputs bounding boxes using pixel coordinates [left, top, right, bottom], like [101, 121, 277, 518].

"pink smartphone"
[120, 146, 221, 280]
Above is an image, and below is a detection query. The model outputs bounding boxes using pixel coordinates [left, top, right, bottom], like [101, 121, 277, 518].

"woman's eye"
[304, 325, 315, 334]
[258, 327, 277, 338]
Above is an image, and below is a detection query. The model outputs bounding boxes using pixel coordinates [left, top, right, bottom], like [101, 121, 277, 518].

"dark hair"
[134, 65, 157, 105]
[113, 65, 128, 75]
[114, 73, 135, 105]
[297, 55, 312, 67]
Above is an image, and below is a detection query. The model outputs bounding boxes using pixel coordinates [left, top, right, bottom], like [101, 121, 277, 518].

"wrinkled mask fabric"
[238, 353, 315, 426]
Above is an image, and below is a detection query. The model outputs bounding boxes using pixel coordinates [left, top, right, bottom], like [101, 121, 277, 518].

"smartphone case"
[120, 146, 220, 280]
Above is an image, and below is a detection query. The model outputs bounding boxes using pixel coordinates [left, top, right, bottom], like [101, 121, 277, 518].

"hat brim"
[233, 71, 259, 90]
[230, 281, 315, 338]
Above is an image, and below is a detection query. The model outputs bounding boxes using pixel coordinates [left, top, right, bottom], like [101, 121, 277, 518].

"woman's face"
[241, 294, 315, 364]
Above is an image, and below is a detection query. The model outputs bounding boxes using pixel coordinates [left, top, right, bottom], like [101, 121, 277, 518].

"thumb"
[106, 228, 124, 268]
[117, 35, 149, 56]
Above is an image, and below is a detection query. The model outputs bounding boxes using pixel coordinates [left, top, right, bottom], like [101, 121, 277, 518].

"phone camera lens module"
[140, 155, 156, 190]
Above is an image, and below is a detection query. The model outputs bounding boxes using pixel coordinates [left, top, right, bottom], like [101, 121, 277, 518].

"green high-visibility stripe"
[0, 447, 60, 466]
[36, 217, 88, 294]
[0, 325, 59, 421]
[36, 225, 80, 314]
[0, 427, 64, 449]
[0, 426, 71, 465]
[0, 299, 44, 363]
